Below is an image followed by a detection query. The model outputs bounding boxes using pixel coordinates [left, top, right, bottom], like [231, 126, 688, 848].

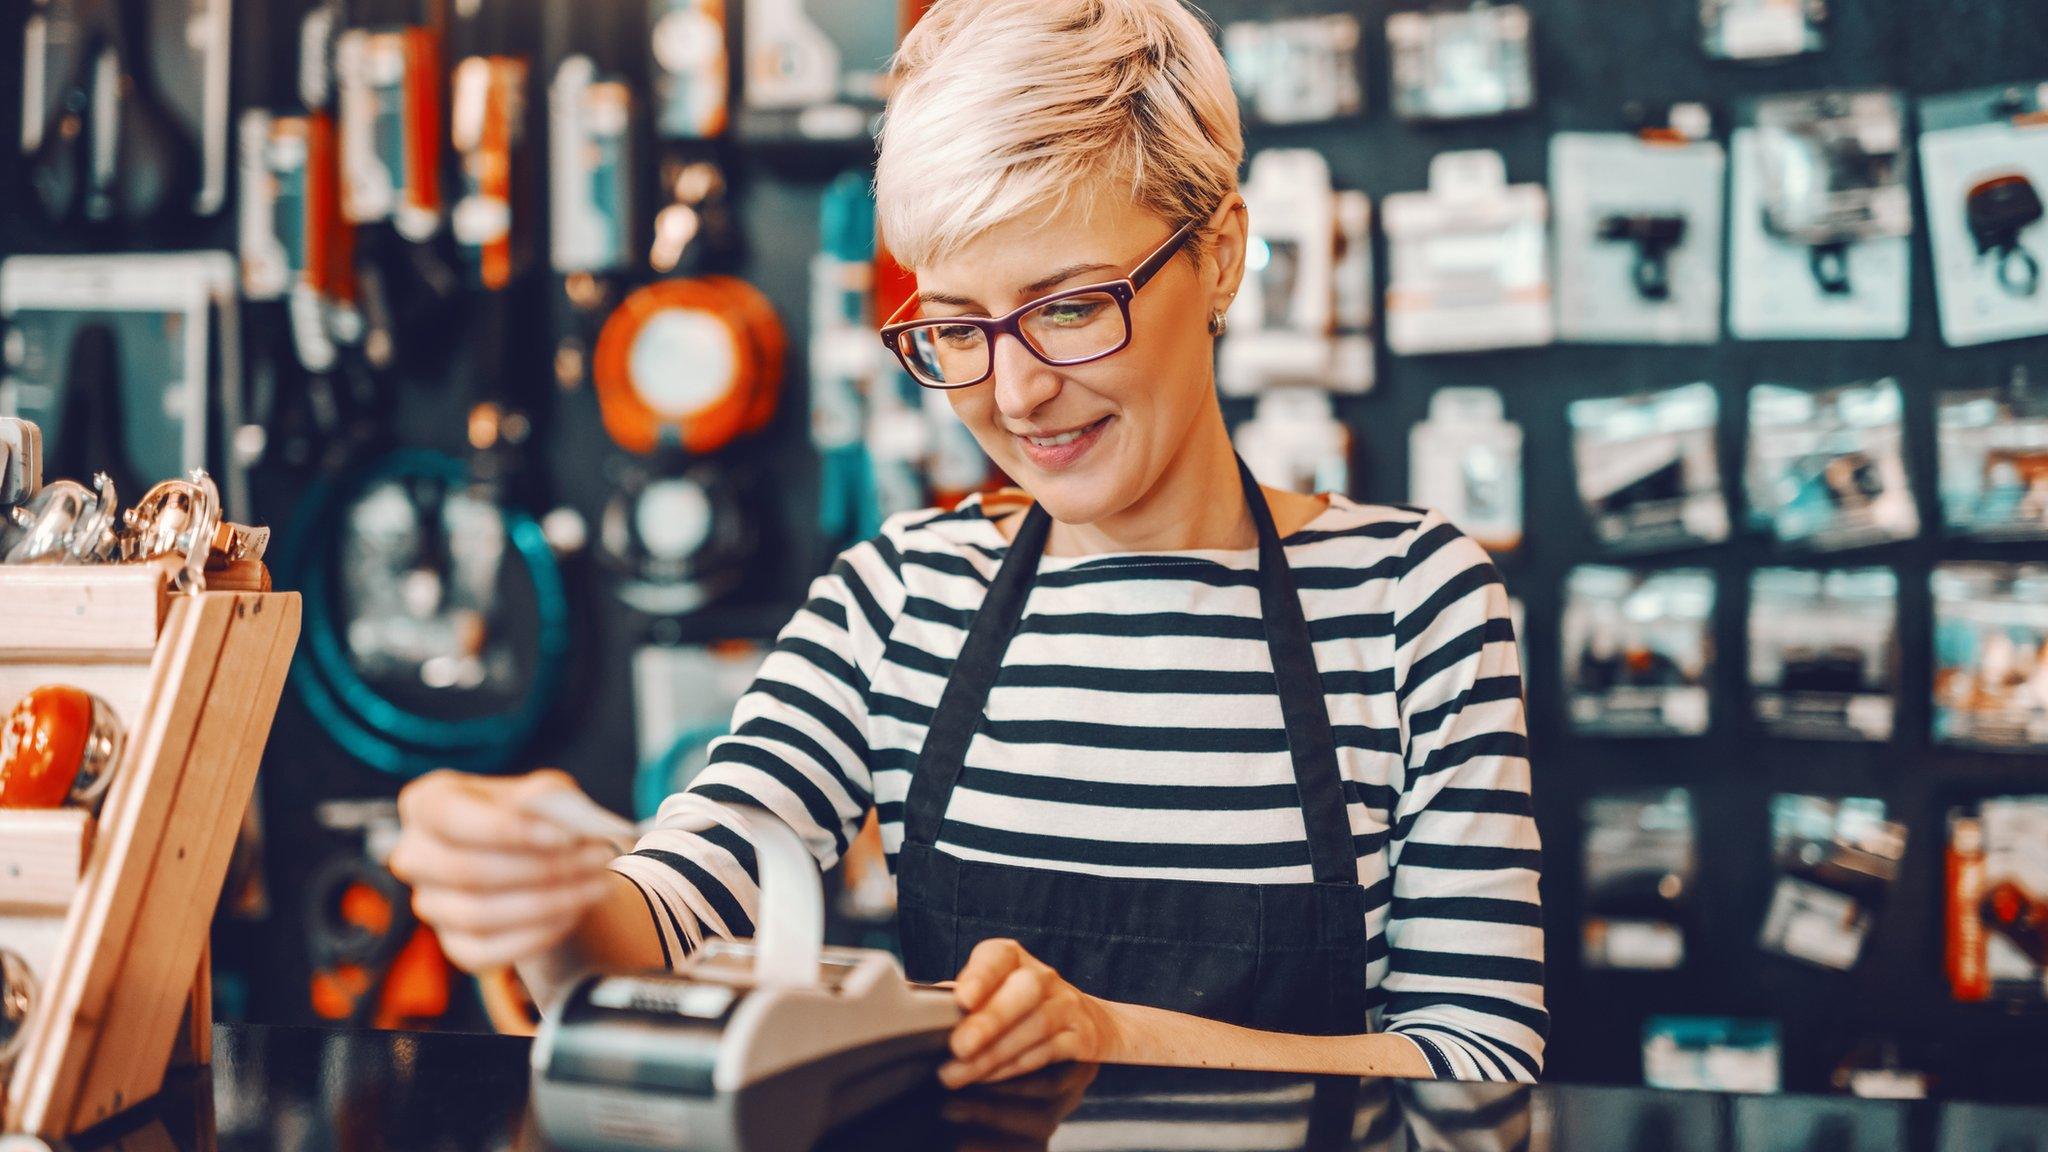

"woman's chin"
[1016, 469, 1127, 528]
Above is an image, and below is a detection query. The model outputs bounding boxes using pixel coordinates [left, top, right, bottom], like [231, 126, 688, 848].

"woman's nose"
[990, 333, 1061, 421]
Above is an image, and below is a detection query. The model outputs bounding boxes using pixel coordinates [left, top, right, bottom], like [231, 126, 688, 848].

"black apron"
[896, 460, 1370, 1036]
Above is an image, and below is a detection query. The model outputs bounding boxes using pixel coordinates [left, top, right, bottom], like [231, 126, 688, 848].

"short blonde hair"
[875, 0, 1243, 271]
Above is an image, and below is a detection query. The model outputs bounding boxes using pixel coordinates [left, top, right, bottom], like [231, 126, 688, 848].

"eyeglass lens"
[896, 291, 1126, 386]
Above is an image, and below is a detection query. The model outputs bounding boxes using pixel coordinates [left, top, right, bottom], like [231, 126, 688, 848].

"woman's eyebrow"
[916, 262, 1119, 308]
[1020, 262, 1116, 295]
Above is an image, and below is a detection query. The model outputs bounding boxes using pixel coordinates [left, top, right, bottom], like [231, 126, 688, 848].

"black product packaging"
[1562, 565, 1716, 736]
[1583, 789, 1696, 970]
[1748, 567, 1898, 741]
[1758, 794, 1907, 971]
[1569, 382, 1729, 553]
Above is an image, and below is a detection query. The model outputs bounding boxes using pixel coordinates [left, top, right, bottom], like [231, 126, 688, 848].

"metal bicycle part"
[1, 472, 120, 565]
[122, 470, 224, 592]
[0, 949, 36, 1074]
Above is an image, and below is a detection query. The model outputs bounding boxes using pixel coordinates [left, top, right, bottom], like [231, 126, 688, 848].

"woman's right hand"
[389, 768, 622, 974]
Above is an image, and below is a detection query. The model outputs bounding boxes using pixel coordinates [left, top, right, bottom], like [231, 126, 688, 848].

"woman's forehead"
[914, 201, 1172, 304]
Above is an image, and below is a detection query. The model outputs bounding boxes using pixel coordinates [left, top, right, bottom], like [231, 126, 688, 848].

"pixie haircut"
[874, 0, 1244, 274]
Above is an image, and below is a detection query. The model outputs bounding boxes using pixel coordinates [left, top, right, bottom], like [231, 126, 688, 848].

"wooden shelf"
[0, 567, 300, 1138]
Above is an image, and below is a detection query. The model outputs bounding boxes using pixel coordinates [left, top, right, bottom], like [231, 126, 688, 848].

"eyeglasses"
[878, 217, 1203, 389]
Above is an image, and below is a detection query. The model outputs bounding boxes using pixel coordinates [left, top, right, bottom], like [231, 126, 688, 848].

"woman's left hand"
[939, 938, 1119, 1088]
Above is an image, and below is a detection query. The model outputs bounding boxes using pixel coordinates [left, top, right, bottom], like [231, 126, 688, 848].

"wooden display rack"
[0, 565, 300, 1139]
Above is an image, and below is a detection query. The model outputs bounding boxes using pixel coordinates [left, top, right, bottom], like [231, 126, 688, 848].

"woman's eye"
[1039, 301, 1103, 326]
[934, 324, 983, 347]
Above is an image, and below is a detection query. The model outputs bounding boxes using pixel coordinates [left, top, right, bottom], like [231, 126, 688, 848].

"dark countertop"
[33, 1024, 2048, 1152]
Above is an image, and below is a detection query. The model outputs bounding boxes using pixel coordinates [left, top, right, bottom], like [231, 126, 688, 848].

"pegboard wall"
[3, 0, 2046, 1094]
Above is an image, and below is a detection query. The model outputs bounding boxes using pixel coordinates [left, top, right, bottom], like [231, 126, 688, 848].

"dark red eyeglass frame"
[877, 216, 1203, 390]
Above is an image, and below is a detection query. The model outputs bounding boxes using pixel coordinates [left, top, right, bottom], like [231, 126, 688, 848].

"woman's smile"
[1015, 414, 1115, 471]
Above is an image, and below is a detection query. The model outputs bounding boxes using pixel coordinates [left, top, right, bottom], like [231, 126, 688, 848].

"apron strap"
[1236, 458, 1356, 886]
[903, 498, 1054, 850]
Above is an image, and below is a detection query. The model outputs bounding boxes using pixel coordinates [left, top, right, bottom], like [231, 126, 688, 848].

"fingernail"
[937, 1062, 965, 1087]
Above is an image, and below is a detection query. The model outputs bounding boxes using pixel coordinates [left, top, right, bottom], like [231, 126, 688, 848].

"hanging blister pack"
[1729, 91, 1912, 340]
[1938, 367, 2048, 541]
[1410, 387, 1522, 553]
[451, 54, 530, 291]
[1932, 563, 2048, 752]
[162, 0, 233, 216]
[1232, 389, 1351, 496]
[1582, 790, 1695, 971]
[20, 0, 234, 220]
[1222, 151, 1332, 394]
[0, 253, 236, 504]
[1223, 13, 1364, 126]
[1219, 152, 1372, 395]
[237, 110, 294, 303]
[1568, 382, 1729, 553]
[650, 0, 729, 139]
[740, 0, 896, 141]
[1329, 193, 1374, 390]
[1745, 378, 1919, 551]
[336, 25, 444, 241]
[1947, 797, 2048, 1004]
[1759, 795, 1905, 972]
[1386, 3, 1534, 124]
[1748, 567, 1898, 741]
[549, 56, 634, 276]
[1551, 114, 1725, 344]
[238, 110, 351, 371]
[1562, 565, 1716, 737]
[1917, 82, 2048, 347]
[337, 29, 406, 226]
[1382, 150, 1551, 355]
[1700, 0, 1824, 63]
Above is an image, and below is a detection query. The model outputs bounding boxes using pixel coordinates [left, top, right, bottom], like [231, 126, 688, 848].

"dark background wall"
[3, 0, 2046, 1094]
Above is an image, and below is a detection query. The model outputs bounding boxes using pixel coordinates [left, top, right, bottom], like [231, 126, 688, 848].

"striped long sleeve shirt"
[610, 492, 1546, 1081]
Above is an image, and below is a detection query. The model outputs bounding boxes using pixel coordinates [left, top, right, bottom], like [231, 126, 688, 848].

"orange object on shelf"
[592, 277, 784, 455]
[0, 687, 120, 811]
[1946, 816, 1989, 1002]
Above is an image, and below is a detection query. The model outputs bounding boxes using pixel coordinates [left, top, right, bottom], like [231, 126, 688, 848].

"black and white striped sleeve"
[1378, 513, 1547, 1082]
[609, 533, 901, 960]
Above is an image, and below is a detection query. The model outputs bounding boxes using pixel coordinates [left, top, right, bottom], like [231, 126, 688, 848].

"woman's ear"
[1206, 192, 1249, 311]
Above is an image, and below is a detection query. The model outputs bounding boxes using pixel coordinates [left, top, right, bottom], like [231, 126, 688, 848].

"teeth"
[1027, 420, 1099, 448]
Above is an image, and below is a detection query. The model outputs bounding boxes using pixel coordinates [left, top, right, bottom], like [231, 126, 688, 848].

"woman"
[390, 0, 1543, 1087]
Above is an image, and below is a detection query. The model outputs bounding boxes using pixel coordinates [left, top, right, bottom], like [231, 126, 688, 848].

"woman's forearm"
[1096, 1000, 1434, 1079]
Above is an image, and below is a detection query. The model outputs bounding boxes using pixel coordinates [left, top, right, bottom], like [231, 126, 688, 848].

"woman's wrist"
[1083, 993, 1133, 1064]
[520, 872, 672, 1014]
